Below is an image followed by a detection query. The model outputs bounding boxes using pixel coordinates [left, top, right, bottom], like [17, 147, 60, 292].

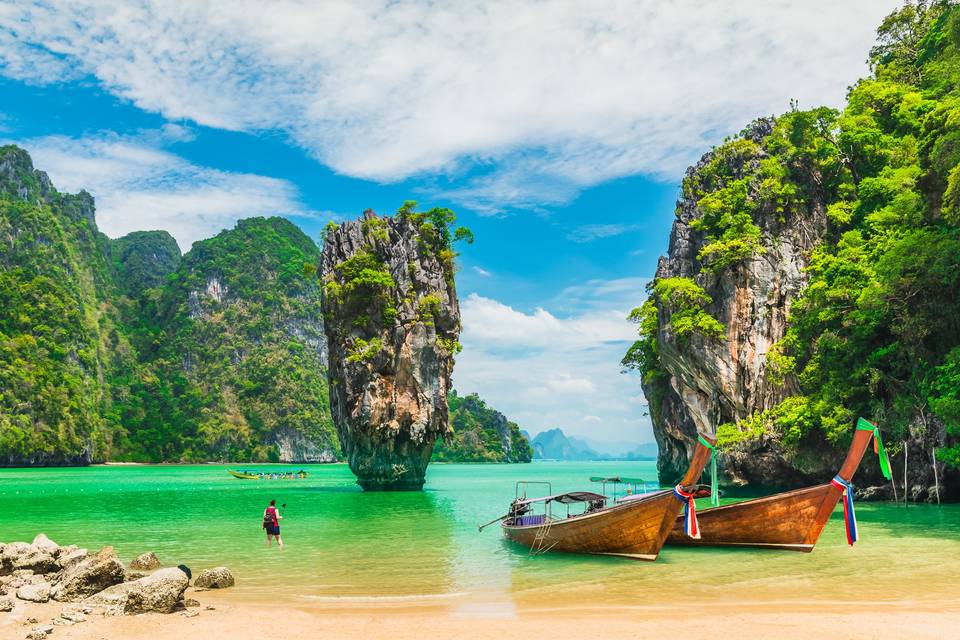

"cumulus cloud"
[16, 127, 324, 250]
[454, 278, 651, 442]
[0, 0, 901, 212]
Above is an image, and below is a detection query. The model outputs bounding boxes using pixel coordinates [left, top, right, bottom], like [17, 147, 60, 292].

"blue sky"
[0, 0, 900, 444]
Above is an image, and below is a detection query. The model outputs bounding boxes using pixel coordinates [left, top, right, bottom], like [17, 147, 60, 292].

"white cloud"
[472, 266, 492, 278]
[454, 280, 652, 442]
[567, 223, 642, 243]
[15, 128, 323, 250]
[0, 1, 901, 212]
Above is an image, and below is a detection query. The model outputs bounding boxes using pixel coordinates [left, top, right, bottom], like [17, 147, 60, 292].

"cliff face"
[650, 119, 830, 486]
[124, 217, 338, 463]
[641, 1, 960, 500]
[0, 145, 134, 466]
[322, 209, 462, 490]
[0, 145, 340, 465]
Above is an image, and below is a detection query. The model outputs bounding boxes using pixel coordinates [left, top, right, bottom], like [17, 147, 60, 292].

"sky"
[0, 0, 902, 445]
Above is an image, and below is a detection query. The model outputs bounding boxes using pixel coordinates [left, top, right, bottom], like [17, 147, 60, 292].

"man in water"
[263, 499, 284, 548]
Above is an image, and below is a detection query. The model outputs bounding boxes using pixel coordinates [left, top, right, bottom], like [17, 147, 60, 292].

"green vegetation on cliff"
[118, 217, 339, 463]
[0, 147, 341, 465]
[630, 1, 960, 467]
[0, 146, 134, 464]
[433, 390, 532, 463]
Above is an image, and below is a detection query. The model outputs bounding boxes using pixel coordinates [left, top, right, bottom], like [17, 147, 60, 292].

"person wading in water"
[263, 499, 284, 548]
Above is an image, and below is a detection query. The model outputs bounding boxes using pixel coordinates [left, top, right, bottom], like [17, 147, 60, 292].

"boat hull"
[503, 490, 681, 560]
[666, 425, 876, 552]
[502, 434, 715, 561]
[665, 483, 838, 551]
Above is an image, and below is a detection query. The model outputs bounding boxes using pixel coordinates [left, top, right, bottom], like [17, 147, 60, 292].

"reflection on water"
[2, 462, 958, 609]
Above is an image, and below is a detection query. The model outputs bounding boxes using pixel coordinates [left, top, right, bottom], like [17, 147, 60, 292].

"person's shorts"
[266, 524, 280, 535]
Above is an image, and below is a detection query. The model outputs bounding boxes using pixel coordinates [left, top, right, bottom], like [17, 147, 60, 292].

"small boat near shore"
[227, 469, 308, 480]
[488, 434, 715, 561]
[666, 418, 891, 552]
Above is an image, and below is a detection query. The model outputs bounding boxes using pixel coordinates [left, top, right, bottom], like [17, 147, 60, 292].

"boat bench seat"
[515, 514, 546, 526]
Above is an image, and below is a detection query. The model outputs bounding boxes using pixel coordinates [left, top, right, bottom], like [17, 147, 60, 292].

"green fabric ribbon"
[856, 417, 892, 480]
[698, 434, 719, 506]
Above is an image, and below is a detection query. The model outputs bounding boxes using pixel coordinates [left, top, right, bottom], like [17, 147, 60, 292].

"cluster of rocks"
[1, 535, 234, 638]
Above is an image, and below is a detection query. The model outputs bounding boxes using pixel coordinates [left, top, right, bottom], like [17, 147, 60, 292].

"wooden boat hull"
[502, 435, 715, 561]
[503, 490, 679, 560]
[665, 483, 838, 551]
[227, 470, 308, 480]
[666, 425, 875, 552]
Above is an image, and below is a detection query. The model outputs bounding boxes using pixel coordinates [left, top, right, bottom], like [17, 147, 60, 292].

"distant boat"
[227, 469, 308, 480]
[665, 418, 886, 552]
[489, 435, 715, 561]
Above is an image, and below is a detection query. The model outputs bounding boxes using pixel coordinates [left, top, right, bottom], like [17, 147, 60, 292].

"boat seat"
[515, 514, 546, 526]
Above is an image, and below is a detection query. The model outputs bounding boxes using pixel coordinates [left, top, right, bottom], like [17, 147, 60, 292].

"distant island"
[529, 428, 657, 461]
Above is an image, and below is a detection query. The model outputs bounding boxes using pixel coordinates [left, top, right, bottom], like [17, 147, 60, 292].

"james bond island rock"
[626, 2, 960, 500]
[321, 203, 470, 490]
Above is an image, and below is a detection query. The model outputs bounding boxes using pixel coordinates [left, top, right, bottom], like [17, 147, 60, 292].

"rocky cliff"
[0, 145, 134, 466]
[0, 145, 339, 465]
[648, 118, 830, 486]
[634, 2, 960, 499]
[321, 206, 465, 490]
[123, 217, 338, 463]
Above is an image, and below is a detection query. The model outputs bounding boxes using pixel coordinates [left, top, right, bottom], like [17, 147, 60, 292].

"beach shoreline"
[3, 589, 959, 640]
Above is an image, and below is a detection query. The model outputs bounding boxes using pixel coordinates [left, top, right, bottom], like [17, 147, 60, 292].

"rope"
[698, 434, 719, 506]
[830, 475, 859, 545]
[856, 417, 892, 480]
[673, 485, 700, 539]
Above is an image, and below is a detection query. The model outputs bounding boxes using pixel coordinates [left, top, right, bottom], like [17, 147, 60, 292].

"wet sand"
[3, 589, 959, 640]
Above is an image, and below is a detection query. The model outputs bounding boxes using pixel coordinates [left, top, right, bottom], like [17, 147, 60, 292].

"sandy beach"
[3, 589, 960, 640]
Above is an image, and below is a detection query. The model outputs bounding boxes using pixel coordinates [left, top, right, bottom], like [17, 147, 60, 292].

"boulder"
[13, 549, 57, 574]
[30, 534, 61, 557]
[51, 547, 124, 602]
[84, 567, 188, 614]
[56, 548, 88, 572]
[124, 571, 147, 582]
[0, 542, 30, 575]
[193, 567, 234, 589]
[129, 552, 161, 571]
[0, 595, 13, 611]
[16, 582, 50, 603]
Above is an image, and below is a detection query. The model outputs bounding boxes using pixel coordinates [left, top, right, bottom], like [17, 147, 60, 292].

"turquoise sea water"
[2, 462, 958, 610]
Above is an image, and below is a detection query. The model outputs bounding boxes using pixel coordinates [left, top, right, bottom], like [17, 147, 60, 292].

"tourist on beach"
[263, 499, 283, 548]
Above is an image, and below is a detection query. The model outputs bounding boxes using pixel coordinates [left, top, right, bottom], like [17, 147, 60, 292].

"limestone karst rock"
[321, 207, 463, 490]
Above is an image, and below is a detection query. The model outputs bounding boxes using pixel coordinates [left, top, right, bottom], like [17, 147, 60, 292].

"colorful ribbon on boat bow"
[673, 485, 700, 539]
[698, 434, 719, 506]
[830, 475, 858, 545]
[856, 417, 892, 480]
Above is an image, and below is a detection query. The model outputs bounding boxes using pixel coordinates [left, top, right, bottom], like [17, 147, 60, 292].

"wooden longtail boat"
[498, 434, 715, 561]
[227, 469, 308, 480]
[666, 420, 885, 552]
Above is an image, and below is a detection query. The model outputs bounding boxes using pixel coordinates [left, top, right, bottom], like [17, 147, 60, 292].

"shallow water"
[2, 462, 958, 610]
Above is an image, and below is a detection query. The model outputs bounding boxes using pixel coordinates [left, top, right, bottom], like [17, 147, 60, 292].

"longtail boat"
[227, 469, 308, 480]
[490, 434, 715, 561]
[666, 418, 891, 552]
